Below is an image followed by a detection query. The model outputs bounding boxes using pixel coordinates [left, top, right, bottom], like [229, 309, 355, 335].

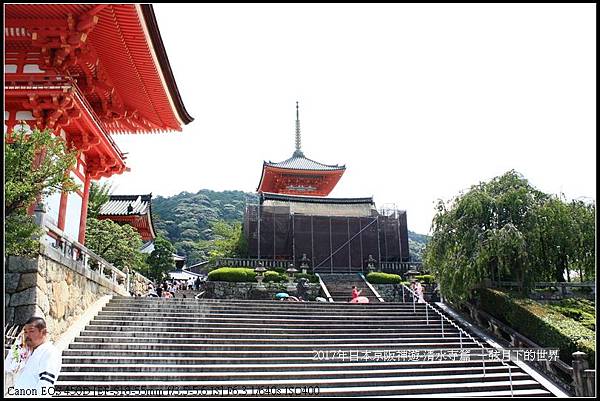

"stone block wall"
[204, 281, 321, 301]
[5, 244, 128, 342]
[372, 283, 438, 302]
[372, 284, 405, 302]
[130, 272, 152, 296]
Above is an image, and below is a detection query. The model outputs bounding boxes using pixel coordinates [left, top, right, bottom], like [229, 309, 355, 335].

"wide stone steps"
[73, 336, 468, 344]
[103, 300, 421, 309]
[86, 320, 449, 329]
[60, 354, 510, 365]
[318, 274, 381, 302]
[62, 347, 485, 358]
[61, 361, 521, 377]
[66, 342, 481, 352]
[54, 296, 553, 397]
[54, 379, 545, 397]
[77, 330, 463, 339]
[57, 371, 532, 384]
[90, 316, 446, 325]
[98, 307, 428, 315]
[83, 325, 454, 334]
[94, 309, 442, 318]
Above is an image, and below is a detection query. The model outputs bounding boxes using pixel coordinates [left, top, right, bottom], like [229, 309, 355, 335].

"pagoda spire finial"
[293, 101, 304, 157]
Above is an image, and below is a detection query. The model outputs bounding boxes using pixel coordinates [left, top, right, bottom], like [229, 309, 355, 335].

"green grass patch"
[545, 298, 596, 331]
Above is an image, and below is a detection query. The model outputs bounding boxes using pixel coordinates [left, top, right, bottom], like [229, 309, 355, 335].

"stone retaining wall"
[130, 271, 152, 296]
[5, 244, 128, 342]
[372, 283, 438, 302]
[204, 281, 321, 301]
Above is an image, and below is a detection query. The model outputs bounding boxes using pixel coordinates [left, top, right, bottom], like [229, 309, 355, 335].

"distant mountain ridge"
[152, 189, 429, 264]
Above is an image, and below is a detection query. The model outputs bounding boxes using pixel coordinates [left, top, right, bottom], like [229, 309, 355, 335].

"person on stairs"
[415, 280, 425, 303]
[351, 286, 362, 301]
[4, 317, 62, 397]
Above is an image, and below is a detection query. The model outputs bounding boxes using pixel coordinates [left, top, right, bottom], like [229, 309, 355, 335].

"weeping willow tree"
[424, 170, 595, 302]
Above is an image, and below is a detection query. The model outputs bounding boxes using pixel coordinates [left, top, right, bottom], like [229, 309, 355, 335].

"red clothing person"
[351, 286, 362, 299]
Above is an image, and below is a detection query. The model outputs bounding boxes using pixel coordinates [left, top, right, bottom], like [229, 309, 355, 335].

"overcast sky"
[105, 3, 596, 234]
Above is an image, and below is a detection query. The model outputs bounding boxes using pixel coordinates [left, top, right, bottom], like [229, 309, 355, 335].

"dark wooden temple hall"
[244, 103, 409, 273]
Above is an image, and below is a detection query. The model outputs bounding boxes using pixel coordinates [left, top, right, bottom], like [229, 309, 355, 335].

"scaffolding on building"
[243, 202, 409, 274]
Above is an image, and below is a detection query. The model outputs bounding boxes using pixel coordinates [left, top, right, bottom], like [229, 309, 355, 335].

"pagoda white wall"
[63, 172, 84, 241]
[64, 192, 83, 241]
[44, 192, 62, 227]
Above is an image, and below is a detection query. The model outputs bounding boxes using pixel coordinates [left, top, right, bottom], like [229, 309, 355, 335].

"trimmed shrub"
[415, 274, 436, 284]
[296, 273, 319, 284]
[208, 267, 256, 282]
[477, 288, 595, 367]
[263, 270, 285, 283]
[367, 272, 403, 284]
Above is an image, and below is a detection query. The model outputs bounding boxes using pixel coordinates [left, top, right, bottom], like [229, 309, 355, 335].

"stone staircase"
[319, 273, 382, 302]
[54, 296, 555, 396]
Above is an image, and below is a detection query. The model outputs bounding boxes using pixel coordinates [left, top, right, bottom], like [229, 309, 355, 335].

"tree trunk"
[556, 254, 567, 282]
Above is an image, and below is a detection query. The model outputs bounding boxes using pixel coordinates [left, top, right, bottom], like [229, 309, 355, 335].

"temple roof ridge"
[265, 153, 345, 171]
[99, 193, 153, 215]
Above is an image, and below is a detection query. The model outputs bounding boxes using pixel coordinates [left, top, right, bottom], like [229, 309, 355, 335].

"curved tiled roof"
[5, 4, 193, 133]
[99, 194, 151, 216]
[261, 193, 373, 205]
[265, 155, 345, 171]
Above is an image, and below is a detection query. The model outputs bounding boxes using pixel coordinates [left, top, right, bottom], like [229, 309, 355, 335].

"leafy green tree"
[204, 220, 247, 262]
[424, 170, 595, 302]
[146, 235, 176, 282]
[535, 197, 595, 282]
[568, 200, 596, 281]
[87, 181, 112, 219]
[5, 124, 78, 256]
[85, 218, 148, 273]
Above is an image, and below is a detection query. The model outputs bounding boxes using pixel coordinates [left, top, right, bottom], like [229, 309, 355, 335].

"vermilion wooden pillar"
[57, 190, 69, 231]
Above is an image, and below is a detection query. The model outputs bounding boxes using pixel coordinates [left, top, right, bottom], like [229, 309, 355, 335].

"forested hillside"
[152, 190, 429, 265]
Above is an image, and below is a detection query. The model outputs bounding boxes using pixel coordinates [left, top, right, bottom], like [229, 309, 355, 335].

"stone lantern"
[286, 263, 298, 292]
[299, 253, 311, 274]
[366, 254, 377, 273]
[404, 269, 421, 282]
[254, 262, 267, 290]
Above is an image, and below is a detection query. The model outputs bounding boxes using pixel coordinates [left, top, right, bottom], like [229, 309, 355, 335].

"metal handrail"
[358, 273, 385, 302]
[401, 283, 514, 396]
[314, 273, 334, 303]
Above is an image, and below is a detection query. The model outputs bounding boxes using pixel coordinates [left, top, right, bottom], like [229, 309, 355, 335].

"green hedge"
[367, 272, 403, 284]
[263, 270, 285, 283]
[207, 267, 319, 285]
[477, 288, 595, 367]
[296, 273, 319, 284]
[414, 274, 436, 284]
[208, 267, 256, 282]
